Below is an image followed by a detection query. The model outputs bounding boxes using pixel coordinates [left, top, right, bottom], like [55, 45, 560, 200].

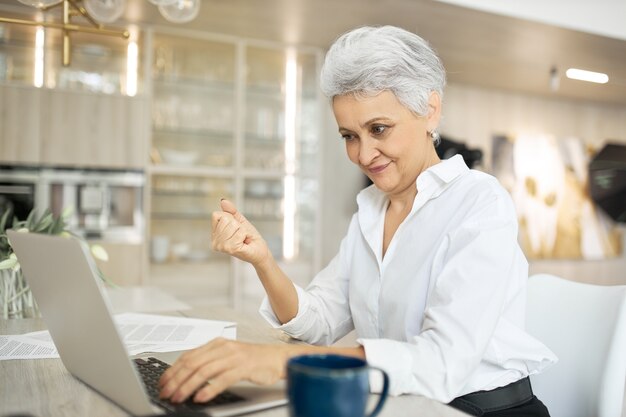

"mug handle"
[366, 366, 390, 417]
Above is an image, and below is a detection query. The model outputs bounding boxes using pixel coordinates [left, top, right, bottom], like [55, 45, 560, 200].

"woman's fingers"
[211, 213, 245, 251]
[159, 339, 286, 405]
[193, 369, 242, 403]
[160, 338, 231, 402]
[170, 356, 237, 403]
[220, 199, 248, 224]
[211, 211, 265, 264]
[160, 338, 226, 388]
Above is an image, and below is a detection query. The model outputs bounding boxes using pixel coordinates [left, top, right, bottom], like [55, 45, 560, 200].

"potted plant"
[0, 208, 110, 319]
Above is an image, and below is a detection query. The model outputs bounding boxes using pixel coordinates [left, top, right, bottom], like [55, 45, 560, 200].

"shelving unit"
[146, 28, 323, 307]
[0, 21, 323, 304]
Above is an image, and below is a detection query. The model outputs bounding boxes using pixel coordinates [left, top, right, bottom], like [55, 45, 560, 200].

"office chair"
[526, 274, 626, 417]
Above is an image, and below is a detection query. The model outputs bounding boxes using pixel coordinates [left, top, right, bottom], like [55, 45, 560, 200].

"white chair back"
[526, 274, 626, 417]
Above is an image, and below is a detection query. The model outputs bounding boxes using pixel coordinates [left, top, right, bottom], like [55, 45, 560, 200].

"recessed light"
[565, 68, 609, 84]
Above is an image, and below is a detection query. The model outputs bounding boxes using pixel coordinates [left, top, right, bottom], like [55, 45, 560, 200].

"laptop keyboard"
[134, 357, 246, 412]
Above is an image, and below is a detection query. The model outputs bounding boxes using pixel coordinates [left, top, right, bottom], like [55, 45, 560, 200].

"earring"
[429, 130, 440, 141]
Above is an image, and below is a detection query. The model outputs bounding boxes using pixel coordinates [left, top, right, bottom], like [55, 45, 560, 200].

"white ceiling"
[435, 0, 626, 41]
[1, 0, 625, 106]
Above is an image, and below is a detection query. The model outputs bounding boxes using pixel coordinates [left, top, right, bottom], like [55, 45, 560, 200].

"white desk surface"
[0, 306, 467, 417]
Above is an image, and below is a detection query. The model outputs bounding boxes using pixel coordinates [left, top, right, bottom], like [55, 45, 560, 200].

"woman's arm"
[159, 338, 365, 404]
[253, 255, 299, 325]
[212, 199, 299, 323]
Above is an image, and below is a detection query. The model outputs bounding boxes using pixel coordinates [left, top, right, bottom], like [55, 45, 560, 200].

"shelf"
[152, 189, 216, 197]
[153, 127, 234, 141]
[151, 212, 213, 220]
[244, 193, 283, 200]
[246, 84, 318, 101]
[244, 133, 285, 145]
[241, 169, 284, 179]
[246, 85, 284, 100]
[145, 34, 322, 299]
[154, 76, 235, 93]
[149, 164, 235, 177]
[244, 215, 283, 222]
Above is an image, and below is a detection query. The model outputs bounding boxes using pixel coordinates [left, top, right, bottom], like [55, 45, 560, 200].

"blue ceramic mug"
[287, 354, 389, 417]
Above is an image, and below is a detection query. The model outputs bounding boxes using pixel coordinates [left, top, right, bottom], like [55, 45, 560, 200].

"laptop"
[7, 231, 288, 416]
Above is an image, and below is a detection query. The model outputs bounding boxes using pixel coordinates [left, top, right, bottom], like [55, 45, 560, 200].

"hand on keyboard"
[135, 357, 245, 411]
[158, 338, 288, 404]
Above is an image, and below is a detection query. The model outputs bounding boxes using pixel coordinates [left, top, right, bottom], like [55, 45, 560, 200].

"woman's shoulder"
[457, 168, 510, 198]
[447, 169, 517, 221]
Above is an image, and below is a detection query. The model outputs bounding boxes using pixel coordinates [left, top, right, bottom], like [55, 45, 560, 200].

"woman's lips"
[368, 162, 390, 174]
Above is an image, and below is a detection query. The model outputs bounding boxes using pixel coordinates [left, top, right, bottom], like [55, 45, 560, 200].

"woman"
[159, 25, 557, 416]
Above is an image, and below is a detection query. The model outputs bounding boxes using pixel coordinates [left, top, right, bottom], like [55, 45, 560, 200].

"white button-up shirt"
[260, 155, 557, 402]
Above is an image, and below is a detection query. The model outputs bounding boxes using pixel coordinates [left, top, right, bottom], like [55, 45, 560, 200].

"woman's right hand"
[211, 199, 271, 266]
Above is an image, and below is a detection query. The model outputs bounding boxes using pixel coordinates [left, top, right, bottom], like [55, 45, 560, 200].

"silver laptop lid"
[7, 231, 155, 416]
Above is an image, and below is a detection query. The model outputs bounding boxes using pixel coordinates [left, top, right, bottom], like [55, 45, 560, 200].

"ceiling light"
[565, 68, 609, 84]
[0, 0, 201, 67]
[83, 0, 126, 24]
[0, 0, 130, 67]
[158, 0, 201, 24]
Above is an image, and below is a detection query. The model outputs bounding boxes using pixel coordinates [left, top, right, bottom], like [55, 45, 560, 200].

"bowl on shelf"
[160, 148, 199, 166]
[182, 250, 209, 262]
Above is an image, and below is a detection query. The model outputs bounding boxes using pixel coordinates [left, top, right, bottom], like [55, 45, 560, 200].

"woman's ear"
[426, 92, 442, 132]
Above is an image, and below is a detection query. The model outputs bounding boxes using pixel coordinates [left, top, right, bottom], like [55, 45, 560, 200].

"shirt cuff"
[358, 338, 416, 396]
[258, 284, 316, 337]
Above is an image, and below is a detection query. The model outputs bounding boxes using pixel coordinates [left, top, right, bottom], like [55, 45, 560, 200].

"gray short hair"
[320, 25, 446, 116]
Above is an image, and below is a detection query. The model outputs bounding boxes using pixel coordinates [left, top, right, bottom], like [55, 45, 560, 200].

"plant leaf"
[0, 256, 17, 270]
[61, 206, 74, 220]
[34, 213, 54, 233]
[25, 209, 37, 230]
[50, 216, 65, 235]
[90, 244, 109, 262]
[0, 208, 11, 232]
[0, 233, 8, 253]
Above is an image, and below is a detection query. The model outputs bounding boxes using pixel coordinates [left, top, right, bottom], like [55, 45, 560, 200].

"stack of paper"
[0, 313, 236, 361]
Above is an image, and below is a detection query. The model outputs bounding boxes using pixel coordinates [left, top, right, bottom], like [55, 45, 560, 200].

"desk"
[1, 306, 467, 417]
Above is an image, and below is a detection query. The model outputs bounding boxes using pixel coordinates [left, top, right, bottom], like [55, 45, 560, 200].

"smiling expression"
[332, 91, 441, 199]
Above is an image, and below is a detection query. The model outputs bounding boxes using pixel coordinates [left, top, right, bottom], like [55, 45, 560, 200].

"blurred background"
[0, 0, 625, 311]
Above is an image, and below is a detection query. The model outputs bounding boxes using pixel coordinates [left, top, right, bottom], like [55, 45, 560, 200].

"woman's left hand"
[158, 337, 288, 404]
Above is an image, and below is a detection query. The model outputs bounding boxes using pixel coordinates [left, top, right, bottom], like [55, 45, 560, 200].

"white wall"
[319, 103, 362, 266]
[441, 83, 626, 167]
[319, 83, 626, 285]
[442, 83, 626, 285]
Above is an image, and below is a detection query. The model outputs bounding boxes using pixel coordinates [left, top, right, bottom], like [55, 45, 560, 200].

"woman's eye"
[371, 125, 387, 135]
[341, 134, 355, 141]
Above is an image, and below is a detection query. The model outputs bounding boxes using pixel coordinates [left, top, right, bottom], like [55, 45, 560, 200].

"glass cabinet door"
[150, 174, 233, 260]
[45, 30, 135, 94]
[243, 47, 320, 270]
[148, 33, 238, 301]
[147, 32, 321, 305]
[0, 20, 38, 85]
[0, 17, 139, 94]
[296, 52, 320, 265]
[151, 34, 236, 169]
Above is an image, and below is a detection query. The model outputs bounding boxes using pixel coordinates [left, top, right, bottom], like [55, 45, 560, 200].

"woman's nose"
[359, 137, 380, 166]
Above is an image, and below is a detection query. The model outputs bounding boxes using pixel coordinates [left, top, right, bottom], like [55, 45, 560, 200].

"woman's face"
[332, 91, 441, 198]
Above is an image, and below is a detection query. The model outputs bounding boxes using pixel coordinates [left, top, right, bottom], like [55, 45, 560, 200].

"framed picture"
[492, 134, 621, 259]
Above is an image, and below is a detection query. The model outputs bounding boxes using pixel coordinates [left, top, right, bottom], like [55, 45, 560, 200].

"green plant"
[0, 207, 112, 319]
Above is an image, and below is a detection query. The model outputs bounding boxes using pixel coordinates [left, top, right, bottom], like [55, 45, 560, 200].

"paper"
[0, 335, 58, 360]
[115, 313, 236, 355]
[0, 313, 236, 361]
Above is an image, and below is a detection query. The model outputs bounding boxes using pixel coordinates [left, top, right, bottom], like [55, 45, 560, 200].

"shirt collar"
[357, 154, 470, 211]
[416, 154, 469, 191]
[355, 154, 470, 263]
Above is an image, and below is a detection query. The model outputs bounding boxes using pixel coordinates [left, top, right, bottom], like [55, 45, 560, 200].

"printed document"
[0, 313, 236, 360]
